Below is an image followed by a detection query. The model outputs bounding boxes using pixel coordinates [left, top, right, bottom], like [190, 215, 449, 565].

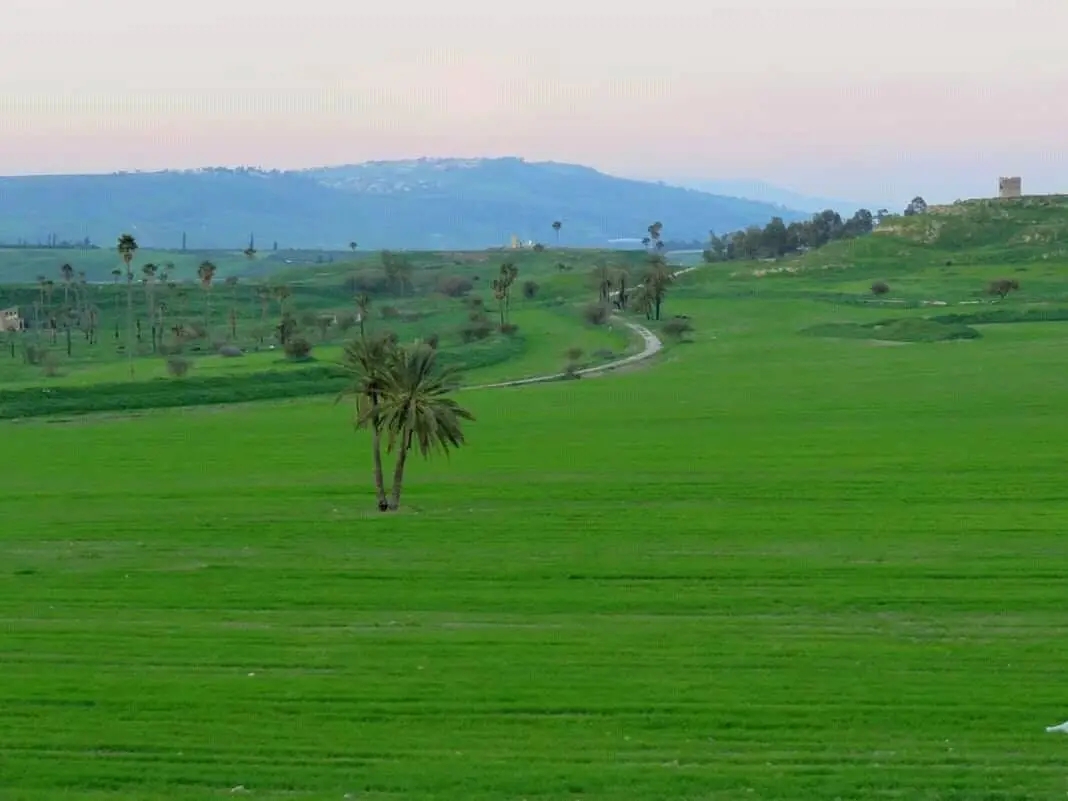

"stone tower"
[998, 176, 1022, 199]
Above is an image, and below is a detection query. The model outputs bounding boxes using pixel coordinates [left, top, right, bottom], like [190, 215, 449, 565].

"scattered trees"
[703, 208, 875, 263]
[904, 196, 929, 216]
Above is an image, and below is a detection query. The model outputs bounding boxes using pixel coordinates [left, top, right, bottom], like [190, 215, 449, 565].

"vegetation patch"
[802, 317, 981, 343]
[0, 336, 523, 420]
[931, 307, 1068, 326]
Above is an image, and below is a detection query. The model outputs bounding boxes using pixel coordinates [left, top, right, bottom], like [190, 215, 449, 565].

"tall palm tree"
[117, 233, 138, 376]
[225, 276, 240, 340]
[354, 293, 372, 340]
[500, 262, 518, 319]
[552, 220, 562, 244]
[375, 343, 474, 510]
[273, 284, 291, 343]
[60, 263, 74, 307]
[644, 256, 673, 321]
[142, 263, 158, 350]
[197, 261, 217, 334]
[349, 241, 358, 253]
[338, 332, 398, 511]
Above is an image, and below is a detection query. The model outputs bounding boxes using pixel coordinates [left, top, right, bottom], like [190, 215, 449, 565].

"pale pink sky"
[1, 0, 1066, 202]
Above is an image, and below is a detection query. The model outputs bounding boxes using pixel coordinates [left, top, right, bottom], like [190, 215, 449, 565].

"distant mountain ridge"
[0, 157, 807, 250]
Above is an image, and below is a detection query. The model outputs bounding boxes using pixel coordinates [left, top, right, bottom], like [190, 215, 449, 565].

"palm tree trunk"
[388, 430, 413, 510]
[126, 275, 134, 377]
[369, 394, 388, 509]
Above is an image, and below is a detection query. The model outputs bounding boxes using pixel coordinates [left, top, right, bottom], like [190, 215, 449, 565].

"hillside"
[720, 194, 1068, 304]
[0, 158, 806, 251]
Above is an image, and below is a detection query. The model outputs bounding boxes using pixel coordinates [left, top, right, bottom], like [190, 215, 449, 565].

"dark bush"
[871, 280, 890, 296]
[460, 319, 494, 343]
[166, 356, 191, 377]
[582, 302, 610, 325]
[565, 346, 584, 362]
[284, 336, 313, 360]
[438, 275, 474, 297]
[425, 333, 440, 349]
[350, 270, 391, 295]
[380, 305, 400, 319]
[662, 317, 694, 340]
[522, 280, 539, 299]
[533, 243, 545, 252]
[218, 345, 243, 357]
[988, 278, 1020, 298]
[499, 323, 520, 336]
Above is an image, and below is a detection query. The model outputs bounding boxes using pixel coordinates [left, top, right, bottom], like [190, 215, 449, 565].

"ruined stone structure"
[0, 307, 22, 332]
[998, 176, 1022, 199]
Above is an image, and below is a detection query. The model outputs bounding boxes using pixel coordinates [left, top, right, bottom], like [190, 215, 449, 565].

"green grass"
[802, 317, 981, 343]
[5, 224, 1068, 798]
[5, 268, 1068, 798]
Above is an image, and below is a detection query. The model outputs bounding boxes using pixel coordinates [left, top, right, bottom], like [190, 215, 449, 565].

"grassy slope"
[4, 242, 1068, 798]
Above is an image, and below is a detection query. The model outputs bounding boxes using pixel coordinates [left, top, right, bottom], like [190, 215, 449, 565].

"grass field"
[4, 203, 1068, 799]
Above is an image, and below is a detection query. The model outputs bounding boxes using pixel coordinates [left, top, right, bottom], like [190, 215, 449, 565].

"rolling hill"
[0, 158, 807, 251]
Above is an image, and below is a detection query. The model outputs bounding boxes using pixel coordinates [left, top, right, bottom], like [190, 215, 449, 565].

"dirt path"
[466, 264, 699, 391]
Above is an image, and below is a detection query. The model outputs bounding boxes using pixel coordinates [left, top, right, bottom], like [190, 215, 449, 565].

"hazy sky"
[1, 0, 1065, 204]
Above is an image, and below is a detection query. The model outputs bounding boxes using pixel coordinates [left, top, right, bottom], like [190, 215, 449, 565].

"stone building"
[998, 176, 1022, 199]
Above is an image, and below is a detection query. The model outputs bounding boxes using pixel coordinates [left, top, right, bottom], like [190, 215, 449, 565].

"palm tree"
[349, 241, 358, 253]
[244, 233, 256, 260]
[60, 263, 74, 307]
[197, 261, 217, 334]
[142, 263, 158, 350]
[354, 293, 372, 340]
[491, 277, 508, 327]
[110, 268, 122, 340]
[225, 275, 240, 340]
[552, 220, 562, 244]
[338, 332, 398, 511]
[273, 284, 291, 343]
[498, 262, 518, 321]
[376, 342, 474, 510]
[592, 264, 613, 303]
[117, 233, 138, 376]
[644, 256, 673, 321]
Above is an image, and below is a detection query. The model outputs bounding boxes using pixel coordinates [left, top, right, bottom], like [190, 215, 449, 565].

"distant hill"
[0, 158, 806, 251]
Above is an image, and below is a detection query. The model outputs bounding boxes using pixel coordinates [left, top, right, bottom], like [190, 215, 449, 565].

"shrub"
[218, 345, 243, 357]
[424, 333, 440, 350]
[460, 319, 494, 343]
[988, 278, 1020, 299]
[41, 352, 60, 377]
[565, 346, 584, 362]
[438, 275, 474, 297]
[166, 356, 191, 377]
[284, 336, 313, 360]
[662, 317, 694, 341]
[350, 270, 391, 295]
[871, 280, 890, 296]
[582, 302, 610, 325]
[533, 243, 546, 252]
[380, 305, 400, 319]
[499, 322, 520, 336]
[466, 296, 485, 310]
[522, 280, 539, 300]
[22, 344, 47, 365]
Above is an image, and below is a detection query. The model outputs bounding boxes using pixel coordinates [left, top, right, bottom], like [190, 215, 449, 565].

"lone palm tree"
[377, 343, 474, 510]
[225, 275, 240, 340]
[338, 332, 397, 511]
[117, 233, 138, 376]
[197, 261, 217, 334]
[142, 263, 158, 350]
[349, 241, 358, 253]
[60, 263, 74, 307]
[354, 293, 372, 340]
[552, 220, 562, 244]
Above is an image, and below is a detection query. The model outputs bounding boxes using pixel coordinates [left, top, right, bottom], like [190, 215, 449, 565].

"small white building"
[0, 307, 21, 332]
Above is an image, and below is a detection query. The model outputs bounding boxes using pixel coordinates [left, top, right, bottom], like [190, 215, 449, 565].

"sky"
[1, 0, 1066, 205]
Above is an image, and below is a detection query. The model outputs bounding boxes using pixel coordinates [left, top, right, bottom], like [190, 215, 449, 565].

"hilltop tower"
[998, 176, 1022, 199]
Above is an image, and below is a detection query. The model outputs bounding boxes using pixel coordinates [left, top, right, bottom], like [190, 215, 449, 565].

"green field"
[4, 201, 1068, 799]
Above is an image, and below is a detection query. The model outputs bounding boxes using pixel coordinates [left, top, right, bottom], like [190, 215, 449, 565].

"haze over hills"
[0, 157, 809, 251]
[662, 178, 889, 217]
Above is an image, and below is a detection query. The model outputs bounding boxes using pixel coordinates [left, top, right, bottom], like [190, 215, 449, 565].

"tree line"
[702, 208, 883, 263]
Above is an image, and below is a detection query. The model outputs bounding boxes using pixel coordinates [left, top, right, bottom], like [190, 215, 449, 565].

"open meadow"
[4, 201, 1068, 799]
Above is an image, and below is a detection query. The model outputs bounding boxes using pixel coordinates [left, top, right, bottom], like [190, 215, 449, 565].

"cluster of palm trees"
[339, 299, 473, 511]
[590, 254, 673, 321]
[490, 262, 519, 327]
